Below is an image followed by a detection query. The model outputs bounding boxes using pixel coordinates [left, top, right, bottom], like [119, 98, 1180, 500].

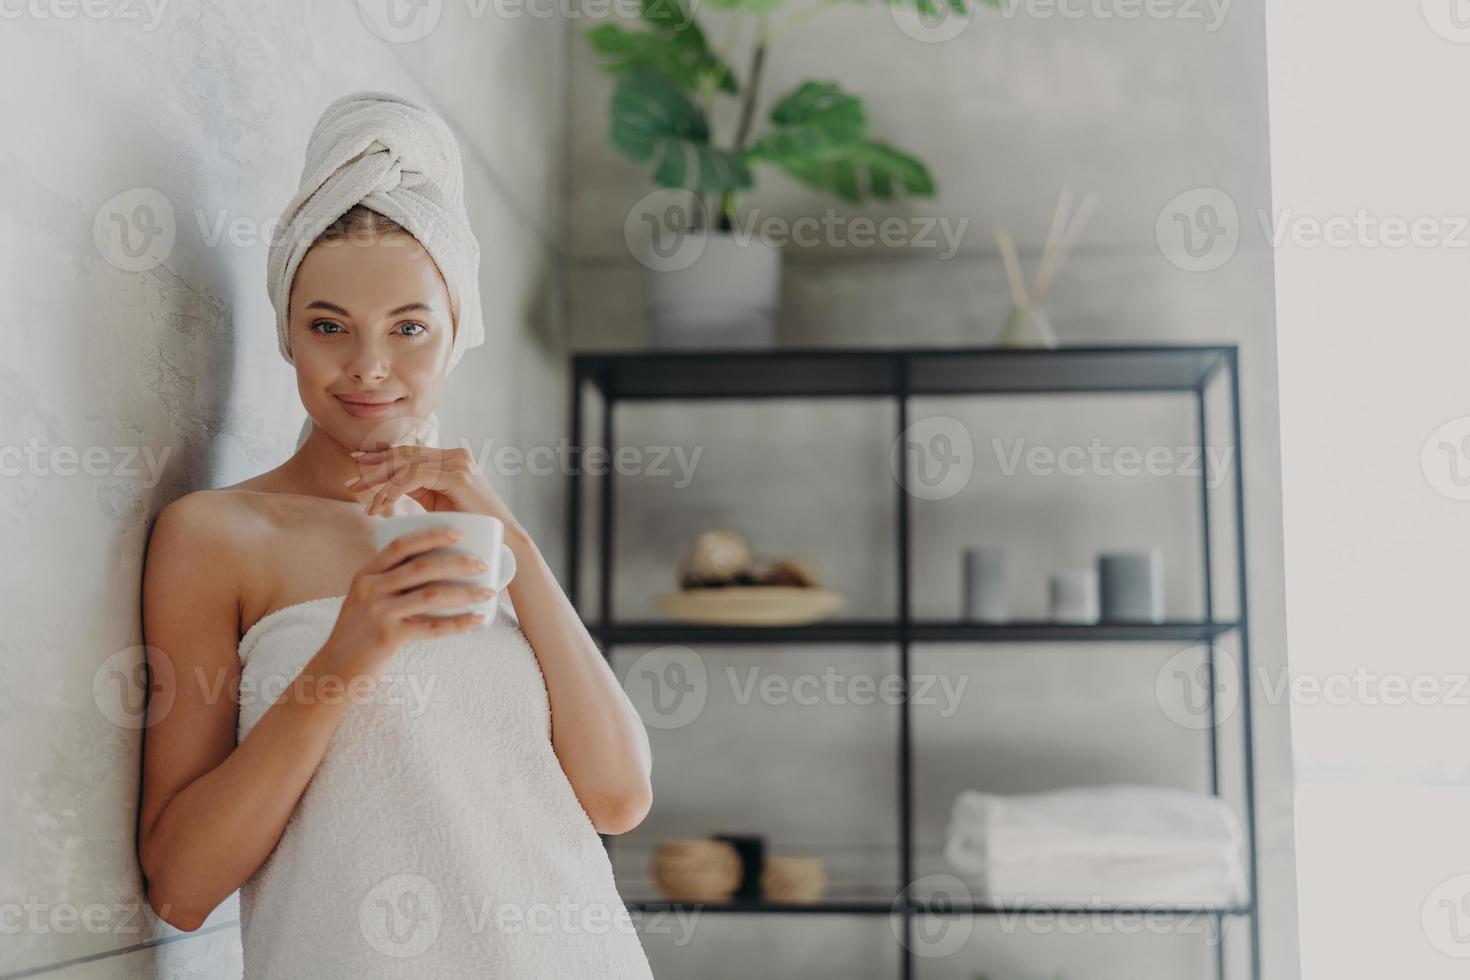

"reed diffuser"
[994, 186, 1098, 348]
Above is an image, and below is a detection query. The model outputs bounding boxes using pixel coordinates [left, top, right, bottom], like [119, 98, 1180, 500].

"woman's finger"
[371, 456, 459, 514]
[351, 443, 423, 480]
[392, 581, 494, 619]
[361, 526, 462, 576]
[378, 550, 486, 594]
[369, 482, 402, 516]
[399, 609, 488, 642]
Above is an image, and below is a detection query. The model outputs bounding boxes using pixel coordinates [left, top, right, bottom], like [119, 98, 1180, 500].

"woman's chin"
[323, 410, 429, 451]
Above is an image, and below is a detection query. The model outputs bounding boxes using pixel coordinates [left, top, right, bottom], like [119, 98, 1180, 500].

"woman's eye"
[308, 320, 426, 337]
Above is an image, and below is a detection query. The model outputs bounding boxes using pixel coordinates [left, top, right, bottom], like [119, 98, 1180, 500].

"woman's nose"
[347, 339, 391, 381]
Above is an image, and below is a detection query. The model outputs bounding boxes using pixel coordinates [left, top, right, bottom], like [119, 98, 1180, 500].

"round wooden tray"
[654, 586, 846, 626]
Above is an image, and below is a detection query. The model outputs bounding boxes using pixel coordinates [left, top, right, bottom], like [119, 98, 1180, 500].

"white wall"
[1265, 2, 1470, 978]
[0, 3, 565, 976]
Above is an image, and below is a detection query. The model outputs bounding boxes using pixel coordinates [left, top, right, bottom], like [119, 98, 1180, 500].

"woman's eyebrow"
[305, 300, 351, 316]
[304, 300, 435, 317]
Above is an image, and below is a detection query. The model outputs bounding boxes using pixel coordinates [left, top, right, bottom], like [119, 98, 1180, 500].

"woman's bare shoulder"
[146, 489, 280, 610]
[141, 491, 261, 654]
[152, 486, 273, 547]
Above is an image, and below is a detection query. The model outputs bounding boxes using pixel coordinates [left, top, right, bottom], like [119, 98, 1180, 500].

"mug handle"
[494, 544, 517, 592]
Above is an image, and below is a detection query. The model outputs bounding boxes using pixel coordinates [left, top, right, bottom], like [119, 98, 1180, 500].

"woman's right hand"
[319, 526, 495, 689]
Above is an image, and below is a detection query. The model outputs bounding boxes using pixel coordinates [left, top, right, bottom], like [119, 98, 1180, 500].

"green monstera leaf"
[891, 0, 999, 17]
[745, 81, 867, 154]
[776, 139, 935, 201]
[610, 68, 753, 195]
[743, 81, 935, 201]
[588, 0, 738, 94]
[697, 0, 788, 13]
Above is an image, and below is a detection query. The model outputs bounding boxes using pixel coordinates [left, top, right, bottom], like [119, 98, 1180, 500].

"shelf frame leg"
[1198, 378, 1228, 980]
[1196, 384, 1222, 802]
[896, 356, 915, 980]
[1227, 350, 1262, 980]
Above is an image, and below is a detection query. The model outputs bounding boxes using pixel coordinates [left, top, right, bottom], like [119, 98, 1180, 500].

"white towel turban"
[267, 91, 485, 450]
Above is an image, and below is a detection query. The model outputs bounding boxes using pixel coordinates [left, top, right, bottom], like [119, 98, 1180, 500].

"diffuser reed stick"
[994, 229, 1027, 308]
[1032, 185, 1074, 304]
[1032, 190, 1098, 303]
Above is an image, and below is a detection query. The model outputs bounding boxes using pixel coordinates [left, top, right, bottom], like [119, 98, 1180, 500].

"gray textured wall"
[563, 1, 1300, 979]
[0, 3, 565, 977]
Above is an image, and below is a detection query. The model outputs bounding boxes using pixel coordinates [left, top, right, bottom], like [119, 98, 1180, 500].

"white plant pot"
[641, 231, 782, 349]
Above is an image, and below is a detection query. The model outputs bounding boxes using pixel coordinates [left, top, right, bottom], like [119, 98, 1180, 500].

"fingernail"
[479, 587, 494, 597]
[343, 477, 360, 488]
[349, 450, 364, 457]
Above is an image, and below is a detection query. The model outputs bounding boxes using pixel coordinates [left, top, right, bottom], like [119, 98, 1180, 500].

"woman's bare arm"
[343, 444, 655, 835]
[501, 523, 654, 836]
[135, 493, 364, 932]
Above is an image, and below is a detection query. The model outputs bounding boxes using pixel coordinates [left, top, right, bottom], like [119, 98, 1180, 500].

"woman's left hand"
[346, 445, 517, 525]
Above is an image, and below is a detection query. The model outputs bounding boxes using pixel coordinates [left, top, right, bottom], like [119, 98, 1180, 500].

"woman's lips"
[335, 395, 404, 419]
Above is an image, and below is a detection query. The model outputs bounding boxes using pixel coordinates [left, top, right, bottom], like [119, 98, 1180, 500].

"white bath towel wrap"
[235, 595, 655, 978]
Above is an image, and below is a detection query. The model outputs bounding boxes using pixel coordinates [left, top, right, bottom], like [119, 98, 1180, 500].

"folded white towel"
[978, 853, 1245, 906]
[943, 784, 1247, 906]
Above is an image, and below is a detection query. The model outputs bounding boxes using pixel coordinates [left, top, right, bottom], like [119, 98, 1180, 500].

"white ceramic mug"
[371, 512, 517, 622]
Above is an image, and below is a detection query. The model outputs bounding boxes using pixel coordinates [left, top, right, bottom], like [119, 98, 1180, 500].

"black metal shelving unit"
[565, 344, 1260, 980]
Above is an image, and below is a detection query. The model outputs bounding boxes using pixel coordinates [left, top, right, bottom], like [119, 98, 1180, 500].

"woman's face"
[288, 231, 454, 450]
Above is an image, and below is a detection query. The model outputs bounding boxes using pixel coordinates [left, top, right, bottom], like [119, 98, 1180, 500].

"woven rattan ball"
[652, 839, 742, 902]
[760, 857, 828, 904]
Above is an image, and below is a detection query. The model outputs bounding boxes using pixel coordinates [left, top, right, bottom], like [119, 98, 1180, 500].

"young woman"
[136, 93, 655, 978]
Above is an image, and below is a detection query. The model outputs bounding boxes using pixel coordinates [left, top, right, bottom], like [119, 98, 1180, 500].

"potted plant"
[587, 0, 992, 348]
